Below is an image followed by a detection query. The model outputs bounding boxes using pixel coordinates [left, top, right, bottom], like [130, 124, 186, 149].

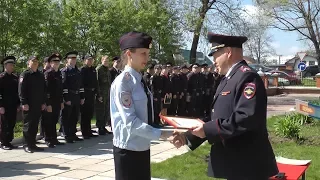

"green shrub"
[274, 114, 301, 139]
[290, 112, 313, 125]
[309, 99, 320, 106]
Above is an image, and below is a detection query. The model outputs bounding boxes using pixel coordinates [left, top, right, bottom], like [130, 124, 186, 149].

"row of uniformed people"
[0, 53, 120, 153]
[144, 62, 223, 127]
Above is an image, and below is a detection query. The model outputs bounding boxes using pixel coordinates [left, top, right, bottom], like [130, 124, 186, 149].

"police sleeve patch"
[243, 83, 256, 99]
[240, 66, 250, 72]
[121, 92, 132, 108]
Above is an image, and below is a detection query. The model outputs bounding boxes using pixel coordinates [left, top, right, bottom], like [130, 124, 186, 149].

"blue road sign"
[298, 62, 306, 71]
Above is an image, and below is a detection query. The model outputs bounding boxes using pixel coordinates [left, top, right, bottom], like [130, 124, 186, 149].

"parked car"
[249, 64, 274, 72]
[267, 70, 301, 85]
[302, 65, 320, 77]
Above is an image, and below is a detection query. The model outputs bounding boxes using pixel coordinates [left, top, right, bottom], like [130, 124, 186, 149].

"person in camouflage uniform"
[95, 56, 112, 135]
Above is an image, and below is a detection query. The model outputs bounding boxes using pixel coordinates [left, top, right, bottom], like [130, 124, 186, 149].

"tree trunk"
[189, 2, 207, 64]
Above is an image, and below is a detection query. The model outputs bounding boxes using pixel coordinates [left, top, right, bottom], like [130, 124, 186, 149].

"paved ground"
[0, 94, 316, 180]
[0, 128, 188, 180]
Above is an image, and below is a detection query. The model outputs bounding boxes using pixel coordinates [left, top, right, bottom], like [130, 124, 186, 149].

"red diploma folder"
[159, 115, 204, 129]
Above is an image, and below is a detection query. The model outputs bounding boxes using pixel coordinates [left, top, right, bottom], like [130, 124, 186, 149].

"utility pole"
[278, 55, 282, 65]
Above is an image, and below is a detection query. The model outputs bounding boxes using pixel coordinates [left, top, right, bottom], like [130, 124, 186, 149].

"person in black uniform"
[168, 66, 181, 115]
[39, 56, 51, 139]
[201, 63, 214, 116]
[150, 64, 163, 127]
[177, 65, 188, 116]
[0, 56, 20, 150]
[80, 55, 99, 139]
[61, 51, 85, 143]
[19, 56, 46, 153]
[42, 53, 65, 148]
[143, 63, 154, 89]
[187, 63, 204, 117]
[160, 65, 171, 116]
[172, 33, 279, 180]
[110, 56, 121, 83]
[165, 62, 173, 75]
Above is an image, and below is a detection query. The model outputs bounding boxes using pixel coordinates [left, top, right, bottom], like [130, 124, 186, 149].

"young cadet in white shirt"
[110, 31, 172, 180]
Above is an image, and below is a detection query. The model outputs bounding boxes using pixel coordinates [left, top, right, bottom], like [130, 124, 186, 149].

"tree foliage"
[258, 0, 320, 65]
[0, 0, 183, 71]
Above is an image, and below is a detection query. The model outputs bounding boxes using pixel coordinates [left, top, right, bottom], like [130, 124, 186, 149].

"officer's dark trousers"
[23, 104, 42, 146]
[95, 96, 109, 129]
[168, 94, 179, 115]
[0, 104, 17, 145]
[153, 97, 161, 125]
[43, 102, 60, 142]
[61, 93, 80, 139]
[113, 146, 151, 180]
[80, 91, 94, 136]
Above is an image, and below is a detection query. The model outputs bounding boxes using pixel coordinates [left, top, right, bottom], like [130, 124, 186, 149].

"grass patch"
[151, 114, 320, 180]
[13, 118, 97, 139]
[302, 78, 316, 87]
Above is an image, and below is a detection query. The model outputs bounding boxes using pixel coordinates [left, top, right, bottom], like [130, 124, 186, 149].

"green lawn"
[151, 115, 320, 180]
[13, 118, 97, 139]
[301, 78, 316, 86]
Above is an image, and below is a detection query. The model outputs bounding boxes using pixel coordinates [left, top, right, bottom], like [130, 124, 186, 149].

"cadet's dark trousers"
[168, 93, 179, 115]
[188, 91, 202, 117]
[0, 104, 17, 145]
[96, 95, 110, 129]
[43, 102, 60, 142]
[177, 92, 186, 116]
[204, 89, 212, 116]
[23, 104, 42, 146]
[61, 93, 80, 139]
[80, 91, 94, 136]
[153, 94, 162, 125]
[113, 146, 151, 180]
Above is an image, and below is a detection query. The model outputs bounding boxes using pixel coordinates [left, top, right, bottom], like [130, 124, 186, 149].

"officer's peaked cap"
[207, 32, 248, 56]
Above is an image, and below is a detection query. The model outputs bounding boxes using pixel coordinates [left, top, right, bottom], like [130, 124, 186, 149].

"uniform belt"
[85, 88, 95, 91]
[69, 90, 79, 94]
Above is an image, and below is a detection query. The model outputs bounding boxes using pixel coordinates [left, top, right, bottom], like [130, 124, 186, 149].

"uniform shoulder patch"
[243, 83, 256, 99]
[123, 72, 132, 81]
[120, 91, 132, 108]
[240, 65, 251, 72]
[0, 73, 4, 78]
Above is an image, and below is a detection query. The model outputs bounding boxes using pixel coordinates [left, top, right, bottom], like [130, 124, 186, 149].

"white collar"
[225, 61, 242, 78]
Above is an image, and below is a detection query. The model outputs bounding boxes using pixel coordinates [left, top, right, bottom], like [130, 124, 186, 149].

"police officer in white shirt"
[110, 31, 172, 180]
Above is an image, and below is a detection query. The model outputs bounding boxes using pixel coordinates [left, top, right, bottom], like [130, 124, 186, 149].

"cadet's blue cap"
[119, 31, 152, 51]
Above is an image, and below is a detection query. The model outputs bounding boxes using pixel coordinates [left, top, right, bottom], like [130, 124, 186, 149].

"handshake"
[160, 130, 187, 149]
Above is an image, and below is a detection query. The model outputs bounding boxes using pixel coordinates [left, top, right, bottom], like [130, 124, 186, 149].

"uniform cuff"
[203, 120, 222, 144]
[151, 128, 162, 140]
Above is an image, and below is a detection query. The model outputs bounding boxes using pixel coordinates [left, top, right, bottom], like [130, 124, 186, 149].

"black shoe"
[98, 131, 106, 135]
[73, 136, 84, 141]
[46, 142, 55, 148]
[83, 136, 90, 139]
[32, 145, 44, 151]
[90, 134, 99, 138]
[8, 143, 17, 149]
[23, 145, 33, 153]
[52, 140, 65, 145]
[66, 138, 74, 143]
[91, 130, 98, 134]
[1, 144, 12, 150]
